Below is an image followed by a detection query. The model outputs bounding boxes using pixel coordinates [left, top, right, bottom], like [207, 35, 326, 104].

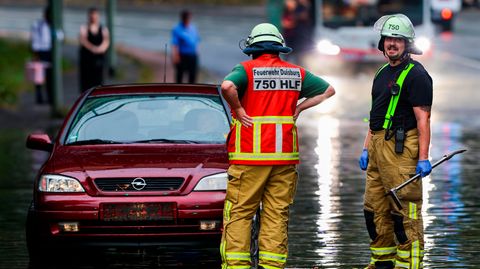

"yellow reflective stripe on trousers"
[397, 249, 410, 259]
[229, 152, 299, 161]
[220, 241, 227, 269]
[258, 264, 283, 269]
[226, 251, 251, 261]
[370, 257, 395, 264]
[411, 240, 421, 269]
[395, 260, 410, 268]
[409, 202, 418, 220]
[370, 246, 397, 255]
[226, 266, 251, 269]
[221, 200, 232, 267]
[259, 251, 287, 263]
[224, 200, 232, 222]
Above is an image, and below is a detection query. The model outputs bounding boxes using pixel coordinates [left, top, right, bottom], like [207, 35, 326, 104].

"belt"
[369, 129, 385, 135]
[370, 128, 418, 136]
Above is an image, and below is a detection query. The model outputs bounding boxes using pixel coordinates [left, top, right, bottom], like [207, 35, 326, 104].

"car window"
[65, 94, 230, 144]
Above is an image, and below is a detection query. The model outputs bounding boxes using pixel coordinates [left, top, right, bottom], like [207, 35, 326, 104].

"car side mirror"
[26, 133, 53, 152]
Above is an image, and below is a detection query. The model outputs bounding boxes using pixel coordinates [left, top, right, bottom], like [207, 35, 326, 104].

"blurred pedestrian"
[281, 0, 298, 52]
[294, 0, 314, 55]
[220, 23, 335, 269]
[358, 14, 433, 269]
[79, 7, 110, 92]
[171, 10, 200, 84]
[281, 0, 314, 65]
[30, 6, 52, 104]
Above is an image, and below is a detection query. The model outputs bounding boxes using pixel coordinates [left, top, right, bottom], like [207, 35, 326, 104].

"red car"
[25, 84, 231, 265]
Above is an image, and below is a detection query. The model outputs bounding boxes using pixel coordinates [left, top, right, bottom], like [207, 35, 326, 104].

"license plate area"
[101, 202, 176, 221]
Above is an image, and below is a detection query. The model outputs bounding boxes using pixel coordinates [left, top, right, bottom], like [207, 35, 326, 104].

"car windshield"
[322, 0, 423, 28]
[65, 94, 230, 145]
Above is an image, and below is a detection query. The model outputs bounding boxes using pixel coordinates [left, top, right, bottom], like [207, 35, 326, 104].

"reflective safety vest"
[227, 54, 305, 165]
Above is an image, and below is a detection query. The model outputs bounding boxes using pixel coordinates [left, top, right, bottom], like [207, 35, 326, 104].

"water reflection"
[314, 116, 340, 267]
[423, 122, 467, 268]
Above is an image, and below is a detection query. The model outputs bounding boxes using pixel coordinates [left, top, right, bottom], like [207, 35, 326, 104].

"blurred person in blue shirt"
[171, 10, 200, 84]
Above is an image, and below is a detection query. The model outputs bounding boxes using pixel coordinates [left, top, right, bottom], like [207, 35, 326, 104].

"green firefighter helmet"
[245, 23, 285, 47]
[374, 13, 415, 42]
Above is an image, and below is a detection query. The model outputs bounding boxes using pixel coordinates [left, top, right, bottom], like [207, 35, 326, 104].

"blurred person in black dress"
[79, 7, 110, 92]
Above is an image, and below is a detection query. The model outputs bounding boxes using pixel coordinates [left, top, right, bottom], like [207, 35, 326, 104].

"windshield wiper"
[66, 139, 124, 145]
[131, 138, 200, 144]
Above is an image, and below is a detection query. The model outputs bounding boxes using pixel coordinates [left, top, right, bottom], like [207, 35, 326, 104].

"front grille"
[94, 178, 184, 192]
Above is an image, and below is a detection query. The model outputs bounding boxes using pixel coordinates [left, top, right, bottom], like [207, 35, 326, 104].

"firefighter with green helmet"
[358, 14, 433, 269]
[220, 23, 335, 269]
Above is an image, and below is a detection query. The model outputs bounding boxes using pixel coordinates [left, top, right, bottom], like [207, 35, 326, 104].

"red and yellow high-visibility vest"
[227, 54, 305, 165]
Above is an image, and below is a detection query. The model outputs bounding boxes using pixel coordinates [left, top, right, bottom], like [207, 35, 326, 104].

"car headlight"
[415, 36, 431, 54]
[317, 39, 341, 55]
[38, 174, 85, 192]
[194, 172, 227, 191]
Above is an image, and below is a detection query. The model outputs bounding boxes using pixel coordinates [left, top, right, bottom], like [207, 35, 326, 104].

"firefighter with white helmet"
[374, 13, 423, 60]
[359, 14, 433, 269]
[220, 23, 335, 269]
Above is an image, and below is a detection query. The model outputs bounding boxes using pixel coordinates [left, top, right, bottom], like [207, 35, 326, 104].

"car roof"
[89, 83, 221, 97]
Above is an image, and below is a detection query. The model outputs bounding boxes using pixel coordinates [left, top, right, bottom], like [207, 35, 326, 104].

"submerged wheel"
[25, 203, 44, 266]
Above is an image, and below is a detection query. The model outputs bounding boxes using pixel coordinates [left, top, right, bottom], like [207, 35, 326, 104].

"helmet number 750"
[388, 24, 400, 30]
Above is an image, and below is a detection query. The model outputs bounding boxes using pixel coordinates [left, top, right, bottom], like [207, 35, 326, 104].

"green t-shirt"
[224, 64, 330, 99]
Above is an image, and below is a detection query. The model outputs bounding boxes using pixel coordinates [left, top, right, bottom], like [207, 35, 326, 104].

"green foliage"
[138, 63, 155, 83]
[62, 56, 75, 72]
[0, 39, 30, 106]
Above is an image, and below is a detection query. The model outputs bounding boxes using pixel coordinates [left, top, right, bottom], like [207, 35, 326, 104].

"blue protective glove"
[416, 159, 432, 177]
[359, 148, 369, 171]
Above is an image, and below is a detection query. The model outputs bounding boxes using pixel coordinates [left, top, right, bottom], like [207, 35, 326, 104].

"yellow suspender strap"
[383, 63, 415, 129]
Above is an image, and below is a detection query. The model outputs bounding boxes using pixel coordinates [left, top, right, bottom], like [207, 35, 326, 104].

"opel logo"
[131, 177, 147, 191]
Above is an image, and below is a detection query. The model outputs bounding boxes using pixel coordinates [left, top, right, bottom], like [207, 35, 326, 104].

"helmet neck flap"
[241, 23, 292, 56]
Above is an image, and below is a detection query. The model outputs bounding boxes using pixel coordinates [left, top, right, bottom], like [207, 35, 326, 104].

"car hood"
[49, 144, 229, 174]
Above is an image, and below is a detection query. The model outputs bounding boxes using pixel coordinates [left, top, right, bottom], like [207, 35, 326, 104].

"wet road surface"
[1, 5, 480, 269]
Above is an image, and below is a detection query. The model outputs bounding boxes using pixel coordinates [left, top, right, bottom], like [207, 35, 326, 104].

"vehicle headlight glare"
[194, 172, 228, 191]
[415, 37, 431, 53]
[39, 174, 85, 192]
[317, 39, 341, 55]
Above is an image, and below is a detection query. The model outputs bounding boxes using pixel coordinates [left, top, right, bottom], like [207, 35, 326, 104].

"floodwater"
[289, 108, 479, 268]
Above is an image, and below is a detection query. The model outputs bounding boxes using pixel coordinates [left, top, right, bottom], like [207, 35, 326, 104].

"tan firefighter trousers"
[364, 129, 424, 269]
[220, 164, 298, 269]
